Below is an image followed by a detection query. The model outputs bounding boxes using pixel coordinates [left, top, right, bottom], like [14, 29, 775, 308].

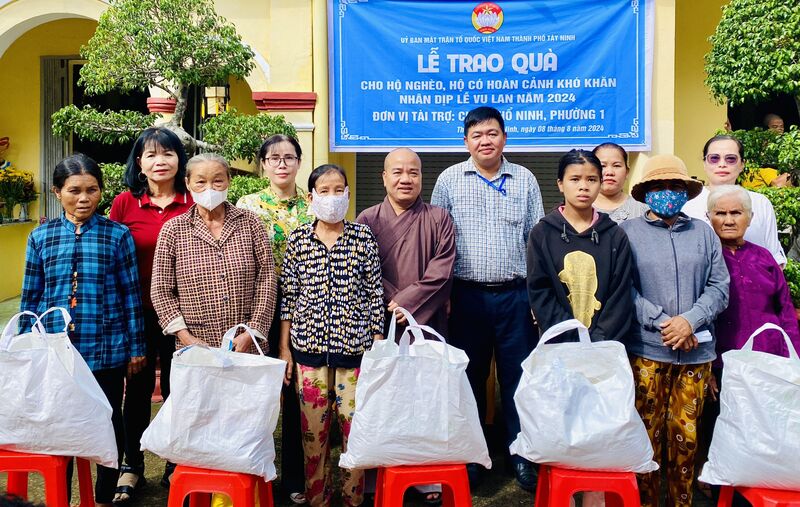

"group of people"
[17, 105, 800, 507]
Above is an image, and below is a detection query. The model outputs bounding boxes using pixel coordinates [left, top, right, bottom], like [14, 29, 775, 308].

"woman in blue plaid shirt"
[21, 154, 145, 507]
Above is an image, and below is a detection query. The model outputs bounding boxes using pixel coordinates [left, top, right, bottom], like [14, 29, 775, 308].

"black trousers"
[67, 365, 125, 503]
[267, 291, 305, 494]
[121, 308, 175, 470]
[448, 281, 537, 465]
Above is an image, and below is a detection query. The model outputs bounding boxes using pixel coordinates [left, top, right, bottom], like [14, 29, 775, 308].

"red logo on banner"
[472, 2, 504, 34]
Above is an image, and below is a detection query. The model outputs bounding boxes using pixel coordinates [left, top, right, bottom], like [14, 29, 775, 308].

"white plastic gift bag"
[510, 319, 657, 472]
[141, 324, 285, 480]
[699, 323, 800, 489]
[0, 308, 118, 467]
[340, 308, 490, 469]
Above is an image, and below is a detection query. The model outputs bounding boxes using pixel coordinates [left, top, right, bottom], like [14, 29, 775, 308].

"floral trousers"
[296, 364, 364, 507]
[630, 356, 711, 507]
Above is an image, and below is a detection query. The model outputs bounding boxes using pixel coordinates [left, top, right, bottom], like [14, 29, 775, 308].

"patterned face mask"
[645, 188, 688, 218]
[309, 187, 350, 223]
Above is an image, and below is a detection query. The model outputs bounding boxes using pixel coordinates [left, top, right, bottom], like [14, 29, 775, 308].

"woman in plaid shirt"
[151, 153, 277, 352]
[21, 154, 145, 507]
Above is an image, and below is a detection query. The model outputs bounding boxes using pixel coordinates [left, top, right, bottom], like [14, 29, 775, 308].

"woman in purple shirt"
[708, 185, 799, 372]
[699, 184, 800, 502]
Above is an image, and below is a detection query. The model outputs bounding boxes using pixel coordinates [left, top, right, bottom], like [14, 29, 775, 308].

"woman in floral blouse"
[237, 134, 312, 505]
[280, 164, 384, 507]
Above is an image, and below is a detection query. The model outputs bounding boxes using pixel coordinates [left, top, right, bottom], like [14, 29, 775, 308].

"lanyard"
[476, 173, 508, 196]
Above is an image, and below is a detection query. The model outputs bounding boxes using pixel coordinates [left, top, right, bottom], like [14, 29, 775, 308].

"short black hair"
[258, 134, 302, 161]
[702, 134, 744, 160]
[308, 164, 348, 191]
[464, 106, 505, 135]
[53, 153, 103, 190]
[592, 142, 628, 167]
[124, 127, 188, 198]
[557, 149, 602, 180]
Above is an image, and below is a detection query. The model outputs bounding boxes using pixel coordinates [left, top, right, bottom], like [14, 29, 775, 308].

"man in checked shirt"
[431, 106, 544, 492]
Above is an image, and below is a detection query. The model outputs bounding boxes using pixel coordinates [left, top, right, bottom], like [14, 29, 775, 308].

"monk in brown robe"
[356, 147, 456, 504]
[357, 148, 456, 337]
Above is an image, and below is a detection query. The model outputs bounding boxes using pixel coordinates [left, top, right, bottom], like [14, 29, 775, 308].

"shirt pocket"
[500, 197, 525, 225]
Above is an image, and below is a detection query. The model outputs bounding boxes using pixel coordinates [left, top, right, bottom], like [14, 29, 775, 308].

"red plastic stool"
[374, 464, 472, 507]
[167, 465, 274, 507]
[719, 485, 800, 506]
[0, 449, 94, 507]
[534, 465, 641, 507]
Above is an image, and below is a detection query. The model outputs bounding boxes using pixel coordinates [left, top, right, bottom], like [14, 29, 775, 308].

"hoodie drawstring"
[561, 223, 570, 243]
[591, 228, 599, 244]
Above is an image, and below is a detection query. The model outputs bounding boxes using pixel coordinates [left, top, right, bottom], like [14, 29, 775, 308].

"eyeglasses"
[704, 154, 740, 165]
[264, 155, 299, 167]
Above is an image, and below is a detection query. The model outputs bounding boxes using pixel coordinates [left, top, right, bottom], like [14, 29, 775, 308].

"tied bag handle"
[388, 306, 424, 355]
[741, 323, 799, 361]
[221, 323, 265, 356]
[0, 310, 42, 351]
[387, 306, 421, 343]
[400, 323, 452, 363]
[537, 319, 592, 347]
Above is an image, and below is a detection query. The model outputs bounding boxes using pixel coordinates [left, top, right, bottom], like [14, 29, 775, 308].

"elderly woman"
[280, 164, 384, 507]
[237, 134, 311, 505]
[708, 185, 800, 365]
[699, 185, 800, 502]
[592, 143, 648, 223]
[21, 154, 145, 507]
[151, 152, 276, 353]
[682, 134, 785, 266]
[619, 155, 729, 507]
[108, 127, 193, 498]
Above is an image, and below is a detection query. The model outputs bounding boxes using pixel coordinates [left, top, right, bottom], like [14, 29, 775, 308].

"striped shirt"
[431, 157, 544, 283]
[21, 213, 145, 370]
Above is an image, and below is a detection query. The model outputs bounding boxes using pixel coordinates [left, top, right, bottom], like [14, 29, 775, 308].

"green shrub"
[100, 163, 127, 215]
[227, 174, 270, 205]
[783, 259, 800, 307]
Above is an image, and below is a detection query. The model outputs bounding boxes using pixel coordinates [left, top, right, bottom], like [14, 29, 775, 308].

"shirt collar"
[60, 212, 99, 233]
[139, 192, 188, 208]
[464, 156, 514, 178]
[263, 180, 308, 205]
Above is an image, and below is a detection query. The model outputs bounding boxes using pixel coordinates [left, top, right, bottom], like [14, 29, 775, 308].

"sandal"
[113, 464, 146, 504]
[288, 492, 307, 505]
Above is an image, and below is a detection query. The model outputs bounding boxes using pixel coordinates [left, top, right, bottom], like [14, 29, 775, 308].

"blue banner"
[328, 0, 652, 152]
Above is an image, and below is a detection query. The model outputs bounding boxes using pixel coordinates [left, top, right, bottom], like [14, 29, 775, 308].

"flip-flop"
[113, 465, 146, 504]
[288, 492, 307, 504]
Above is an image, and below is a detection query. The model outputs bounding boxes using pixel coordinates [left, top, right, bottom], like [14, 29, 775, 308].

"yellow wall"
[674, 0, 727, 180]
[0, 18, 97, 300]
[0, 222, 35, 301]
[0, 0, 734, 301]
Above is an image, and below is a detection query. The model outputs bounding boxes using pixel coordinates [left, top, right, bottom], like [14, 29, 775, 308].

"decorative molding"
[292, 122, 315, 132]
[252, 92, 317, 111]
[146, 97, 176, 114]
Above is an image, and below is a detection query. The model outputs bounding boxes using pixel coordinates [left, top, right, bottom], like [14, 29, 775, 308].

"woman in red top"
[108, 127, 193, 502]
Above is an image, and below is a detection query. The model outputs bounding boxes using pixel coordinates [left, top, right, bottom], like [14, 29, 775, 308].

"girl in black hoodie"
[526, 149, 633, 343]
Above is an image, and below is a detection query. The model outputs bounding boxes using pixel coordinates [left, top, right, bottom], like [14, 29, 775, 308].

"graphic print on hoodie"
[526, 209, 633, 342]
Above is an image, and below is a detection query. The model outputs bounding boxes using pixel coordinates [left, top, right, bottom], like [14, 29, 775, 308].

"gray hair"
[186, 153, 230, 179]
[707, 184, 752, 217]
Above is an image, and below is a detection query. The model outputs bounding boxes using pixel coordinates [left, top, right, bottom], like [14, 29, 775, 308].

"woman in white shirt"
[682, 134, 786, 266]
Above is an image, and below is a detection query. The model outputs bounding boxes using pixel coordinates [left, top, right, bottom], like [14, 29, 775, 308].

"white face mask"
[191, 188, 228, 211]
[309, 187, 349, 223]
